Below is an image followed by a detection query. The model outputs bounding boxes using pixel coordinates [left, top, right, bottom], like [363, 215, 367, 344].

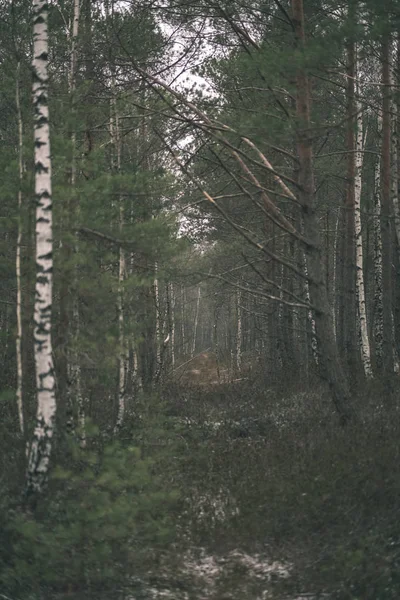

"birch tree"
[111, 73, 127, 432]
[381, 35, 394, 375]
[15, 62, 24, 436]
[154, 262, 162, 378]
[341, 0, 357, 375]
[354, 93, 373, 378]
[26, 0, 56, 495]
[374, 118, 384, 370]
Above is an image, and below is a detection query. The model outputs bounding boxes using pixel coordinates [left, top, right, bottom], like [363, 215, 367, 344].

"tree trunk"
[341, 1, 358, 378]
[381, 37, 394, 375]
[303, 244, 319, 366]
[15, 62, 24, 437]
[332, 209, 340, 340]
[292, 0, 352, 421]
[391, 38, 400, 362]
[192, 285, 201, 358]
[180, 284, 186, 357]
[168, 283, 176, 368]
[373, 119, 384, 370]
[26, 0, 56, 495]
[154, 262, 162, 378]
[236, 287, 242, 373]
[115, 242, 127, 432]
[113, 86, 127, 432]
[354, 93, 373, 378]
[69, 0, 85, 445]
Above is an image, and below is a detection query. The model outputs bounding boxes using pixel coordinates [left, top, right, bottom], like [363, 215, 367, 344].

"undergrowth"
[1, 381, 400, 599]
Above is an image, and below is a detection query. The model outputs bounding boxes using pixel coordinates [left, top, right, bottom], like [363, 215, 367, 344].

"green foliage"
[1, 429, 178, 598]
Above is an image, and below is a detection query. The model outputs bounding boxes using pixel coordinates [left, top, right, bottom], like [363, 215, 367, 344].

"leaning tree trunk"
[26, 0, 56, 495]
[292, 0, 352, 421]
[354, 93, 373, 379]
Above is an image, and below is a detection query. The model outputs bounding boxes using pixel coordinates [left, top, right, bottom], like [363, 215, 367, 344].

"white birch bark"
[374, 117, 384, 369]
[104, 0, 128, 429]
[115, 243, 127, 432]
[15, 63, 24, 437]
[354, 97, 373, 378]
[154, 262, 162, 377]
[303, 254, 318, 365]
[132, 347, 141, 389]
[113, 90, 127, 432]
[191, 286, 201, 358]
[26, 0, 56, 495]
[69, 0, 80, 96]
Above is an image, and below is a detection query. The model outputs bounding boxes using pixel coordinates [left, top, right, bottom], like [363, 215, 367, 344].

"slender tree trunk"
[154, 262, 162, 377]
[69, 0, 85, 446]
[213, 307, 221, 383]
[342, 1, 357, 377]
[112, 89, 127, 432]
[115, 242, 126, 431]
[303, 246, 318, 366]
[105, 0, 128, 429]
[181, 284, 186, 357]
[15, 62, 24, 437]
[381, 37, 394, 375]
[292, 0, 351, 421]
[374, 122, 384, 370]
[392, 46, 400, 250]
[192, 285, 201, 358]
[168, 283, 175, 368]
[354, 94, 373, 378]
[391, 38, 400, 362]
[236, 287, 242, 373]
[332, 209, 340, 340]
[69, 0, 80, 96]
[26, 0, 56, 495]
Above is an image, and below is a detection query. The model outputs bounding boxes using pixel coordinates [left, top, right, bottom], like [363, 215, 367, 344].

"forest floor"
[138, 374, 400, 600]
[2, 371, 400, 600]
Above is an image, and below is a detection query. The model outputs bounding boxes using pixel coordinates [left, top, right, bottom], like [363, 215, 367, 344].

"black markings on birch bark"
[26, 0, 56, 496]
[354, 74, 373, 379]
